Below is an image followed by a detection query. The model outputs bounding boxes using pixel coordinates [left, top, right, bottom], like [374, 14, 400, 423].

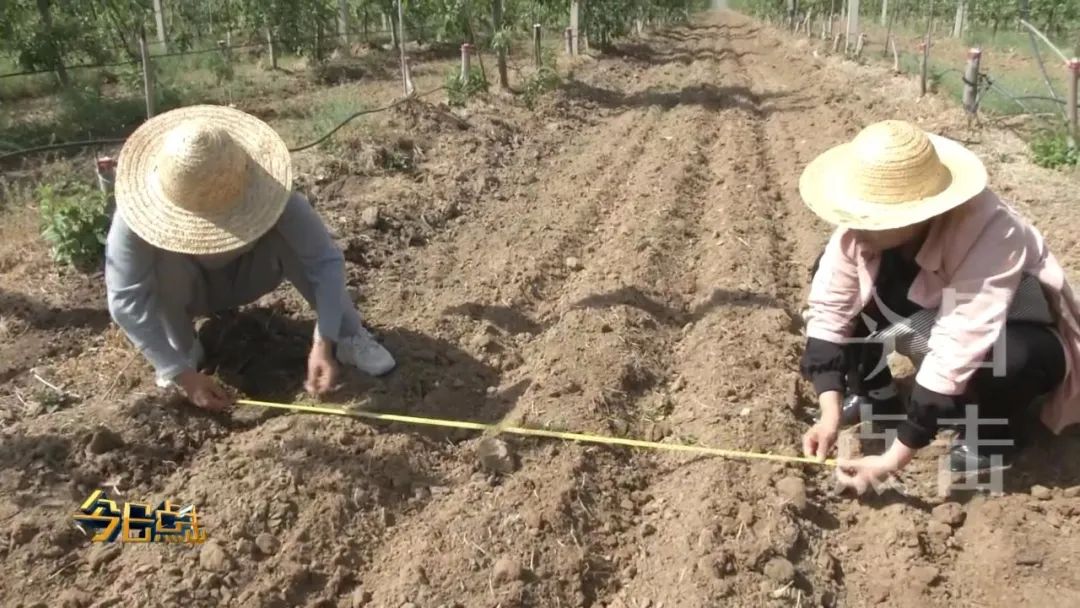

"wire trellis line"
[0, 24, 437, 80]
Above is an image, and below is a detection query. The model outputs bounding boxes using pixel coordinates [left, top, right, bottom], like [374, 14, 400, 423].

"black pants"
[845, 316, 1066, 444]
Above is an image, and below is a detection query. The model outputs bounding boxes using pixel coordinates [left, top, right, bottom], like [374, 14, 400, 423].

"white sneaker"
[156, 339, 206, 389]
[336, 329, 396, 376]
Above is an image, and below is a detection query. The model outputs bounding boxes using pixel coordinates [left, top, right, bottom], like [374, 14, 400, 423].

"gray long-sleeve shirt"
[105, 193, 348, 381]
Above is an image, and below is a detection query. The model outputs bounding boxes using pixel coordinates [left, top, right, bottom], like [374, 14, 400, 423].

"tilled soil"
[2, 11, 1079, 608]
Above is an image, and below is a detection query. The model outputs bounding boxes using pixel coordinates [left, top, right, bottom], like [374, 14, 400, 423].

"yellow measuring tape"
[237, 398, 837, 467]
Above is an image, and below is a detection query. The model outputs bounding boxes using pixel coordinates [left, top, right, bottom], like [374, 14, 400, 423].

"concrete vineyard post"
[832, 32, 843, 54]
[96, 157, 116, 201]
[846, 0, 859, 54]
[461, 43, 472, 77]
[565, 28, 573, 54]
[570, 0, 582, 55]
[890, 36, 900, 73]
[1069, 59, 1080, 147]
[962, 48, 982, 115]
[218, 39, 231, 73]
[880, 0, 888, 26]
[153, 0, 167, 52]
[855, 33, 866, 59]
[139, 29, 155, 119]
[534, 24, 542, 69]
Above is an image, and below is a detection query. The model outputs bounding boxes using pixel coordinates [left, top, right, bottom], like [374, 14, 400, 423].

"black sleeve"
[800, 337, 847, 396]
[896, 384, 957, 449]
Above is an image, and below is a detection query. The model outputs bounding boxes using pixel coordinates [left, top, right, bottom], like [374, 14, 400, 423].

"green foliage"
[37, 181, 111, 271]
[521, 66, 560, 108]
[522, 46, 561, 109]
[1031, 130, 1080, 169]
[445, 64, 488, 106]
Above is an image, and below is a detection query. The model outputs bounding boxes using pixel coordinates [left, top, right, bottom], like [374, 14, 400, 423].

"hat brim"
[115, 105, 292, 255]
[798, 133, 988, 231]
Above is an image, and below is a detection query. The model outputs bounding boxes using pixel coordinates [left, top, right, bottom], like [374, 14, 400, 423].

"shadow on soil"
[599, 41, 760, 66]
[197, 307, 525, 437]
[0, 287, 110, 332]
[558, 80, 813, 114]
[573, 285, 798, 327]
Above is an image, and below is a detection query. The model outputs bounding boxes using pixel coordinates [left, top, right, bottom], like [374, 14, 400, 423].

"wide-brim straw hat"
[115, 105, 292, 255]
[799, 120, 988, 231]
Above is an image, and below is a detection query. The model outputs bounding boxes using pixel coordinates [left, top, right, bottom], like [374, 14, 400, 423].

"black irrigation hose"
[286, 85, 447, 152]
[0, 86, 448, 162]
[0, 138, 128, 162]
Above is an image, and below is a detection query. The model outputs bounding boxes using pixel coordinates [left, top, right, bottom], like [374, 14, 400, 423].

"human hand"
[834, 454, 900, 495]
[176, 370, 233, 411]
[803, 420, 839, 462]
[305, 340, 339, 397]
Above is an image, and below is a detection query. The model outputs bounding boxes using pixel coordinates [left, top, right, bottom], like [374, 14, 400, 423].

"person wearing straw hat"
[797, 120, 1080, 492]
[105, 105, 396, 411]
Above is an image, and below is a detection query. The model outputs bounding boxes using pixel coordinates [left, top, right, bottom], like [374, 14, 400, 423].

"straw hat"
[115, 105, 292, 255]
[799, 120, 987, 231]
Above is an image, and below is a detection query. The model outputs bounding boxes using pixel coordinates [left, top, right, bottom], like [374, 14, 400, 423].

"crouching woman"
[796, 120, 1080, 493]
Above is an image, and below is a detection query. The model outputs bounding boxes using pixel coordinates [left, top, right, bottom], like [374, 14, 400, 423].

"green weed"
[445, 65, 488, 107]
[37, 181, 111, 271]
[1031, 130, 1079, 169]
[521, 47, 561, 110]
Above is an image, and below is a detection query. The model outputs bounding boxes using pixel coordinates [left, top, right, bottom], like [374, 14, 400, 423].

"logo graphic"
[73, 490, 207, 544]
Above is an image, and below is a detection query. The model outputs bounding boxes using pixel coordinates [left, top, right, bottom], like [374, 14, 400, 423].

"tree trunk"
[338, 0, 350, 48]
[922, 0, 935, 96]
[35, 0, 70, 88]
[389, 5, 400, 49]
[492, 0, 508, 89]
[883, 0, 898, 57]
[952, 0, 966, 38]
[880, 0, 888, 26]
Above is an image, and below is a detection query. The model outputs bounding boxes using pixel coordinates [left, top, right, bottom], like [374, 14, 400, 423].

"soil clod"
[477, 437, 515, 474]
[87, 427, 124, 455]
[763, 557, 795, 583]
[199, 540, 234, 573]
[361, 206, 381, 229]
[931, 502, 966, 527]
[776, 476, 807, 512]
[255, 533, 280, 556]
[492, 556, 523, 585]
[1031, 485, 1052, 500]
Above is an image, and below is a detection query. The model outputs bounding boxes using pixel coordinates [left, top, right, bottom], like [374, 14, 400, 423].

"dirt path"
[2, 10, 1079, 608]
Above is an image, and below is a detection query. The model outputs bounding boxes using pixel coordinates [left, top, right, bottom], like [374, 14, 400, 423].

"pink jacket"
[806, 189, 1080, 434]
